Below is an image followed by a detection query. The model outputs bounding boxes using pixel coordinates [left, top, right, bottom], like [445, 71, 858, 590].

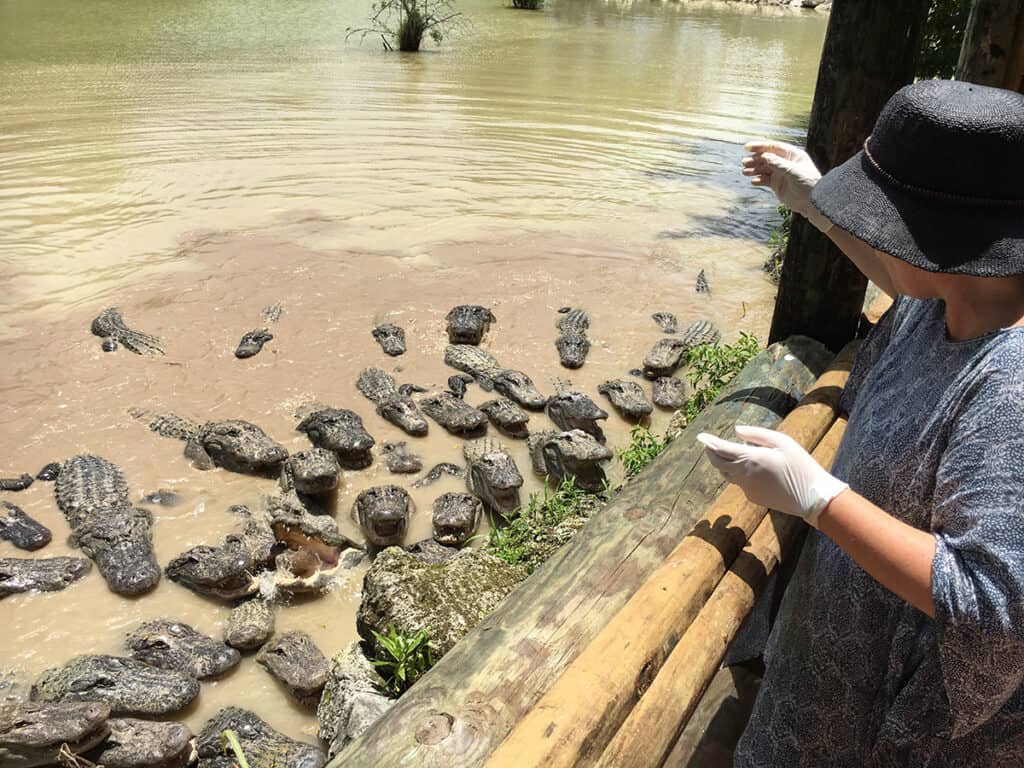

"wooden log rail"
[484, 343, 856, 768]
[330, 336, 837, 768]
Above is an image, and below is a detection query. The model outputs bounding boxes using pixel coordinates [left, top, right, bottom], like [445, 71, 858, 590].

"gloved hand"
[697, 425, 849, 527]
[741, 140, 834, 234]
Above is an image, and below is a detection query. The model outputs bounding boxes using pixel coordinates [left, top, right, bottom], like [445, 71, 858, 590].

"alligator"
[261, 303, 283, 323]
[652, 376, 688, 408]
[652, 311, 678, 334]
[256, 632, 330, 708]
[0, 557, 91, 599]
[641, 319, 721, 378]
[380, 441, 423, 474]
[398, 383, 428, 397]
[0, 502, 51, 551]
[265, 496, 361, 568]
[0, 474, 33, 491]
[126, 619, 241, 679]
[131, 410, 289, 475]
[555, 308, 590, 369]
[35, 463, 61, 481]
[31, 655, 199, 716]
[597, 379, 654, 420]
[355, 368, 429, 437]
[85, 718, 196, 768]
[464, 438, 523, 518]
[351, 485, 413, 547]
[54, 455, 161, 595]
[165, 506, 275, 601]
[411, 462, 465, 488]
[478, 398, 530, 439]
[445, 305, 495, 345]
[419, 391, 488, 437]
[447, 373, 473, 399]
[0, 700, 111, 768]
[432, 492, 482, 547]
[235, 328, 274, 359]
[546, 392, 609, 442]
[91, 308, 164, 356]
[224, 599, 275, 650]
[696, 269, 710, 294]
[444, 345, 547, 410]
[141, 489, 183, 506]
[296, 407, 376, 469]
[279, 449, 341, 496]
[528, 429, 613, 492]
[196, 707, 325, 768]
[372, 324, 406, 356]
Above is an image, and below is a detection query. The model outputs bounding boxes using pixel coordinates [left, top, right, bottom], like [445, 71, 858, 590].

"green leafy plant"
[347, 0, 461, 52]
[219, 730, 250, 768]
[617, 425, 668, 478]
[370, 624, 435, 695]
[486, 477, 603, 573]
[673, 333, 761, 429]
[763, 204, 791, 285]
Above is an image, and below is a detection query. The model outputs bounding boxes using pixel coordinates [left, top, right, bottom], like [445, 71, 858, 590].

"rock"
[317, 642, 395, 759]
[357, 547, 526, 657]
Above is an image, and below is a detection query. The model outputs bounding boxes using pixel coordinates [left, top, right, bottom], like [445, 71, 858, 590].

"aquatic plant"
[486, 477, 604, 573]
[348, 0, 461, 52]
[369, 624, 435, 695]
[617, 425, 668, 478]
[763, 204, 791, 285]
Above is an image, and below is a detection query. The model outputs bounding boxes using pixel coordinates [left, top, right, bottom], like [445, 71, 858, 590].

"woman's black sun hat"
[810, 79, 1024, 276]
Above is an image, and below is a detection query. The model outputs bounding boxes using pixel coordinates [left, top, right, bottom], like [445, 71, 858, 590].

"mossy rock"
[357, 548, 527, 657]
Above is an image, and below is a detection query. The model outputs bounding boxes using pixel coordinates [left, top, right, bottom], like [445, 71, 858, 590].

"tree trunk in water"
[957, 0, 1024, 92]
[768, 0, 930, 352]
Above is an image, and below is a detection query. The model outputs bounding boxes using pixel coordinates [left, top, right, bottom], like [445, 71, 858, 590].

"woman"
[697, 79, 1024, 766]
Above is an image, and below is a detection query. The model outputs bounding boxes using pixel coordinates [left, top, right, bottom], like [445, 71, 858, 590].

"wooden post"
[328, 337, 833, 768]
[767, 0, 930, 352]
[482, 350, 855, 768]
[957, 0, 1024, 91]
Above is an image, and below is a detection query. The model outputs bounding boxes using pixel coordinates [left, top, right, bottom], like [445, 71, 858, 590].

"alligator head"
[352, 485, 413, 547]
[255, 631, 330, 708]
[493, 369, 548, 411]
[196, 707, 325, 768]
[432, 492, 482, 547]
[372, 323, 406, 357]
[545, 391, 608, 441]
[88, 718, 196, 768]
[126, 619, 240, 680]
[296, 408, 375, 469]
[165, 543, 259, 601]
[0, 557, 92, 600]
[597, 379, 654, 421]
[468, 449, 523, 518]
[541, 429, 614, 492]
[0, 701, 111, 768]
[445, 305, 496, 345]
[376, 396, 429, 437]
[555, 333, 590, 370]
[186, 420, 288, 474]
[279, 449, 341, 495]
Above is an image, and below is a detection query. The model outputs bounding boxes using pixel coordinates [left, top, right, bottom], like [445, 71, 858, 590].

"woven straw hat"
[810, 80, 1024, 276]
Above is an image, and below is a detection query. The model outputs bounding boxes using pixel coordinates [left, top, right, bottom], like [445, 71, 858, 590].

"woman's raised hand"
[741, 140, 833, 234]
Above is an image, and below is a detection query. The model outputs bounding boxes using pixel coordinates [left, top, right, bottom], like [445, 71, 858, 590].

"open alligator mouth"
[487, 487, 522, 514]
[271, 526, 342, 567]
[371, 518, 405, 544]
[434, 526, 469, 546]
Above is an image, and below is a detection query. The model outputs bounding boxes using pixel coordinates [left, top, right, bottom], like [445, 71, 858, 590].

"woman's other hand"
[742, 140, 834, 234]
[697, 425, 849, 528]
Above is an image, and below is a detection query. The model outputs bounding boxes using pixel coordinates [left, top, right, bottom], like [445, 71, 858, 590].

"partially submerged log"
[329, 336, 833, 768]
[485, 347, 855, 768]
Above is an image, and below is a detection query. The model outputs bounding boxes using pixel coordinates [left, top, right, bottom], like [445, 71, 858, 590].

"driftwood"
[330, 336, 833, 768]
[484, 347, 855, 768]
[594, 418, 848, 768]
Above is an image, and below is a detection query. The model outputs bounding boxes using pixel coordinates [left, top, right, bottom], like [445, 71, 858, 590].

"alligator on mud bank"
[642, 318, 720, 378]
[54, 455, 161, 596]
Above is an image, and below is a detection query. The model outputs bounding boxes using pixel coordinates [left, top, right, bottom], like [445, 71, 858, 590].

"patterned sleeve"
[931, 359, 1024, 738]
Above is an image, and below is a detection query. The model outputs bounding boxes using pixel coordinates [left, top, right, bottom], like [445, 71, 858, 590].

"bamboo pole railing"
[484, 343, 857, 768]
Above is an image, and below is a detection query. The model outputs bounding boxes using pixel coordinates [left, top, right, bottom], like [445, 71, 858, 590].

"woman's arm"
[817, 489, 936, 616]
[826, 225, 897, 299]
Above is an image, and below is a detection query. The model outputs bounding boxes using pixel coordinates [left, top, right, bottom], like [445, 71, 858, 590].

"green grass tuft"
[369, 624, 435, 696]
[670, 332, 761, 432]
[617, 425, 668, 478]
[763, 204, 791, 285]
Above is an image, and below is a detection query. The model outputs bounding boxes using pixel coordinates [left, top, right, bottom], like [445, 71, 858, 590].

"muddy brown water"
[0, 0, 826, 748]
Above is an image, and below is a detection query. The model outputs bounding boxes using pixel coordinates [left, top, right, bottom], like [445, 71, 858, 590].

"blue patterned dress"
[734, 296, 1024, 767]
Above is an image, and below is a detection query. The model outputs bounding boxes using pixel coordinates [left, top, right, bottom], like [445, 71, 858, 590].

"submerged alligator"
[225, 599, 276, 650]
[546, 391, 609, 442]
[411, 462, 465, 488]
[131, 409, 288, 474]
[642, 318, 720, 378]
[464, 438, 523, 518]
[356, 368, 429, 437]
[527, 429, 613, 492]
[352, 485, 413, 547]
[196, 707, 325, 768]
[235, 328, 274, 359]
[419, 390, 488, 437]
[696, 268, 710, 294]
[0, 700, 111, 768]
[0, 474, 34, 491]
[372, 323, 406, 356]
[296, 407, 376, 469]
[444, 345, 547, 410]
[652, 311, 678, 334]
[126, 619, 240, 679]
[54, 455, 161, 596]
[555, 308, 590, 369]
[597, 379, 654, 421]
[91, 308, 164, 355]
[446, 305, 495, 345]
[380, 441, 423, 474]
[479, 398, 530, 439]
[0, 502, 51, 551]
[279, 449, 341, 496]
[652, 376, 688, 408]
[0, 557, 91, 599]
[256, 631, 330, 708]
[432, 492, 482, 547]
[31, 655, 199, 716]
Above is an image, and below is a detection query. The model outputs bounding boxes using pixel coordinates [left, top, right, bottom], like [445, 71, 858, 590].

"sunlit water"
[0, 0, 826, 749]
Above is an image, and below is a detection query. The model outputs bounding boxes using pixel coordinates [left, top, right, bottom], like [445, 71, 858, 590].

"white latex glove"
[696, 425, 848, 528]
[741, 140, 834, 234]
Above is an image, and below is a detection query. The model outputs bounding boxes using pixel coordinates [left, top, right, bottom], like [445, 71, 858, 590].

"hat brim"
[810, 151, 1024, 277]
